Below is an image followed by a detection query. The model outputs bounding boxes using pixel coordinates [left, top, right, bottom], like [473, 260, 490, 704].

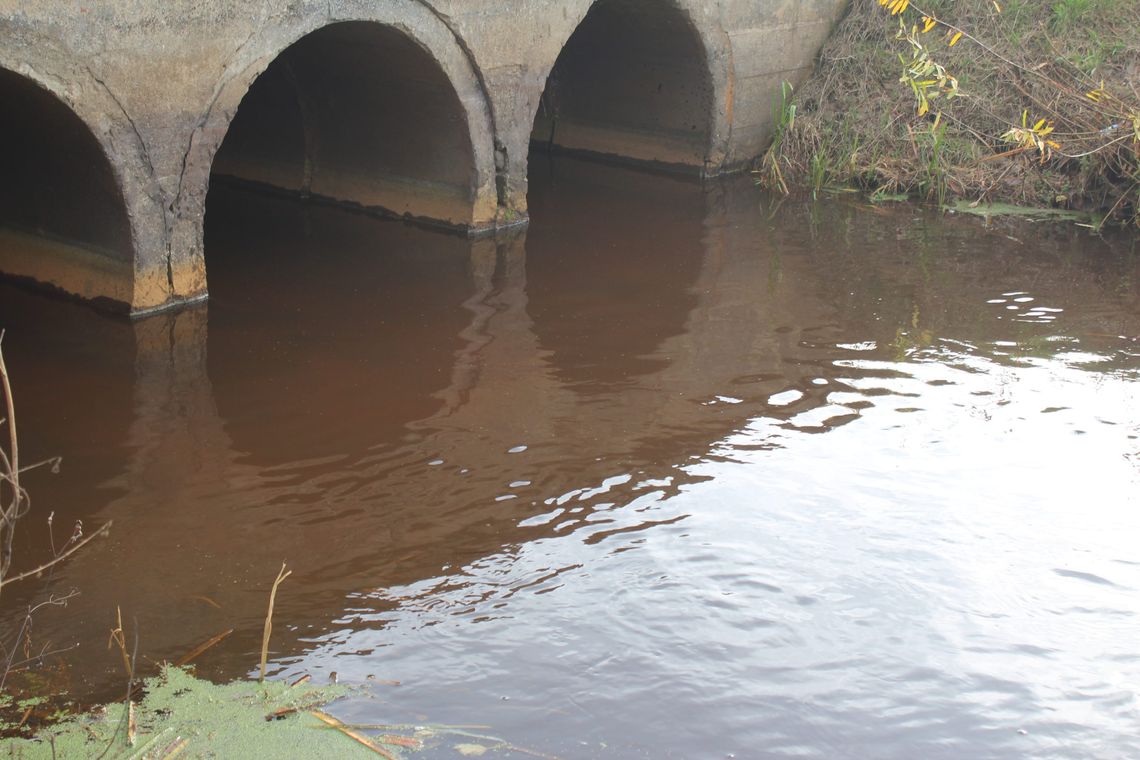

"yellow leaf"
[949, 31, 963, 46]
[918, 100, 929, 116]
[1033, 118, 1046, 131]
[921, 16, 937, 33]
[993, 0, 1002, 12]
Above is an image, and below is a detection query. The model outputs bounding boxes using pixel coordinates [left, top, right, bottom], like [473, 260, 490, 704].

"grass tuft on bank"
[760, 0, 1140, 226]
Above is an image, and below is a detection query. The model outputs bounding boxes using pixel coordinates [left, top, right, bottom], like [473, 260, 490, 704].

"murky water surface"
[2, 158, 1139, 758]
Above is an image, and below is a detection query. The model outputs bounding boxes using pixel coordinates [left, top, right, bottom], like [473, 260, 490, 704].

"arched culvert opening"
[208, 21, 480, 231]
[0, 68, 135, 307]
[531, 0, 714, 173]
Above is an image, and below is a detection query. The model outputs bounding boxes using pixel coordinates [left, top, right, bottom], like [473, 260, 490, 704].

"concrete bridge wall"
[0, 0, 846, 315]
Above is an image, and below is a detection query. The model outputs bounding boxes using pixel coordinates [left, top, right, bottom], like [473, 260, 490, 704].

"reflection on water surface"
[1, 157, 1138, 758]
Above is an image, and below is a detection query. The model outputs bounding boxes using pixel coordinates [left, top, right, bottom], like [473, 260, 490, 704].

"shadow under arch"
[0, 66, 137, 309]
[530, 0, 730, 176]
[206, 20, 491, 232]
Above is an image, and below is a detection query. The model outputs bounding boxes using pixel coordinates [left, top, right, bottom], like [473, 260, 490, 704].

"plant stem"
[260, 563, 291, 682]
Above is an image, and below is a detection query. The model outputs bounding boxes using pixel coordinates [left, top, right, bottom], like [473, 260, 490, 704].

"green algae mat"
[0, 667, 557, 759]
[945, 199, 1093, 223]
[0, 666, 370, 758]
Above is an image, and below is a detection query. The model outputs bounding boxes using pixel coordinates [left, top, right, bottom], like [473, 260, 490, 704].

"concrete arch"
[173, 2, 498, 303]
[528, 0, 732, 177]
[0, 56, 169, 313]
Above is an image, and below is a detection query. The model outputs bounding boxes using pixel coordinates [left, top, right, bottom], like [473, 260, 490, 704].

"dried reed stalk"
[259, 562, 291, 682]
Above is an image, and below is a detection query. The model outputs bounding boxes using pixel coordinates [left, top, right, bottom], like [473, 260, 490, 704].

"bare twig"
[310, 710, 398, 759]
[3, 643, 80, 673]
[108, 606, 133, 682]
[259, 562, 291, 682]
[0, 590, 78, 691]
[157, 737, 190, 759]
[2, 522, 111, 586]
[175, 628, 234, 667]
[94, 612, 140, 760]
[0, 331, 21, 584]
[127, 699, 137, 746]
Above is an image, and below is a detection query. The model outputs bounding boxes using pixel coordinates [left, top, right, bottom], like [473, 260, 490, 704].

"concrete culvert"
[208, 21, 480, 231]
[0, 67, 135, 306]
[531, 0, 714, 172]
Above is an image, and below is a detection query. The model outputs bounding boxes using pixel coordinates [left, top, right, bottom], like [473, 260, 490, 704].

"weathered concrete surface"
[0, 0, 847, 315]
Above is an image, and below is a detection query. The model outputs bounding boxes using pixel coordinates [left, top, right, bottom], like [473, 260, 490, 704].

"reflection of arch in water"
[525, 158, 705, 388]
[204, 186, 478, 466]
[0, 66, 140, 309]
[530, 0, 731, 175]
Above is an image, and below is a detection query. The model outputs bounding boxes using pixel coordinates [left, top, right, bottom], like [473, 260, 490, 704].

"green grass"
[770, 0, 1140, 225]
[1050, 0, 1096, 32]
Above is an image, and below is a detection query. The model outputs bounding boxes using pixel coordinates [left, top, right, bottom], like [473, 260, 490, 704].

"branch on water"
[0, 521, 112, 588]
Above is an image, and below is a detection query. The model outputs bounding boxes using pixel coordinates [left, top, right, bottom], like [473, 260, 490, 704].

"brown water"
[1, 157, 1139, 758]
